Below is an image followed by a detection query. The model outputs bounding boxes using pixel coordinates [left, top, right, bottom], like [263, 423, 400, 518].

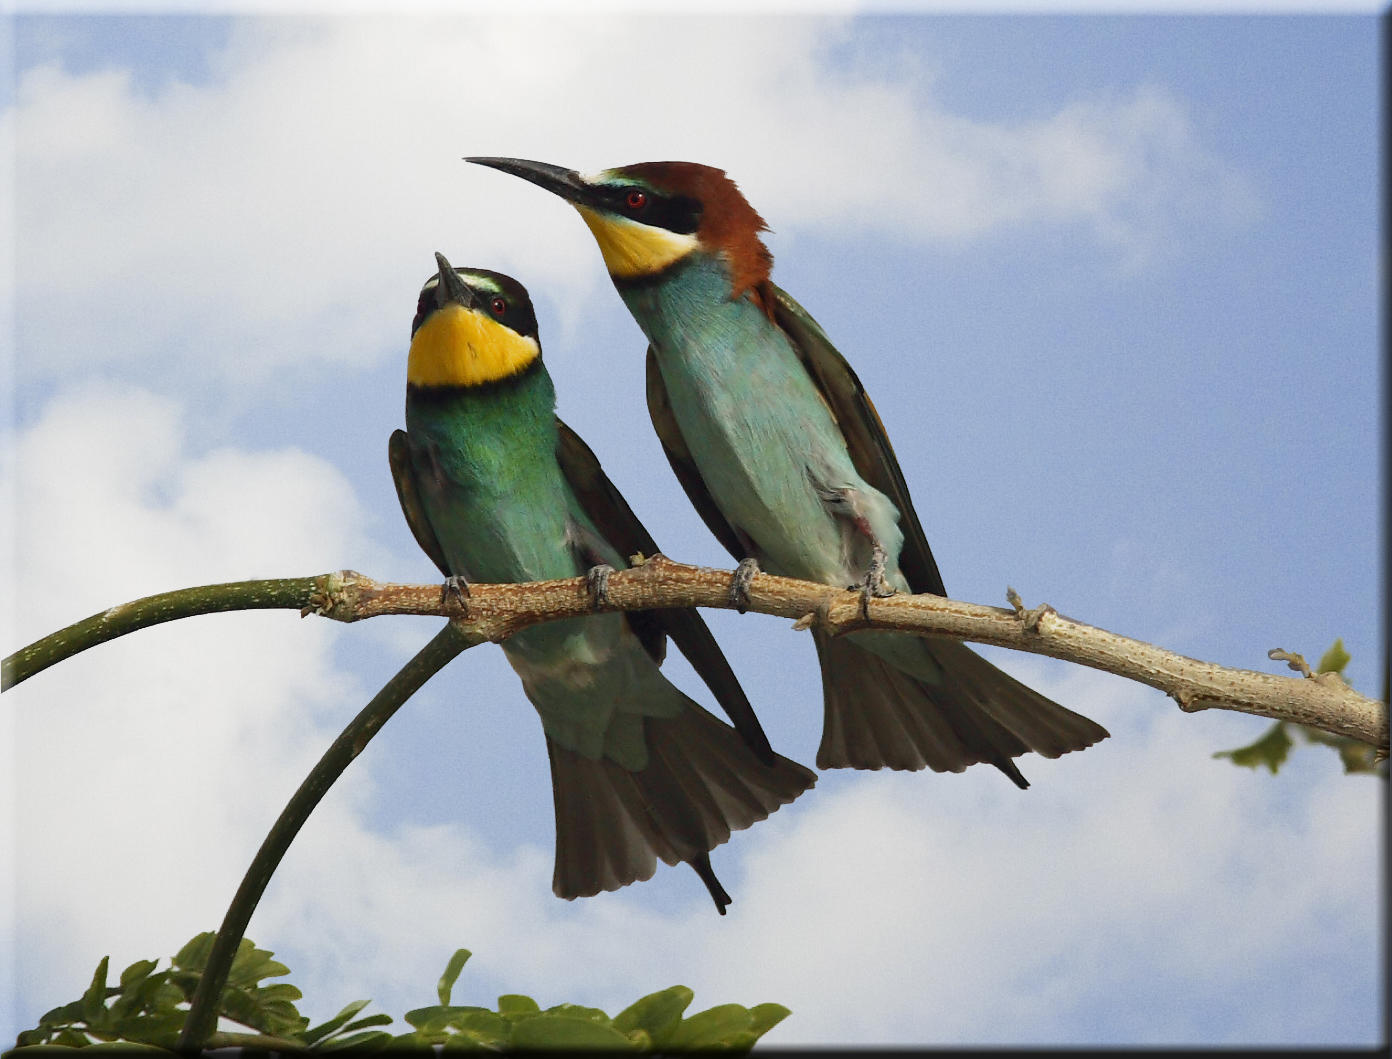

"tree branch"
[2, 574, 333, 688]
[5, 556, 1384, 751]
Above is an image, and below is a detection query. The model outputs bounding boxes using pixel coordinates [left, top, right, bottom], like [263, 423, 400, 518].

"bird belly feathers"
[627, 264, 906, 589]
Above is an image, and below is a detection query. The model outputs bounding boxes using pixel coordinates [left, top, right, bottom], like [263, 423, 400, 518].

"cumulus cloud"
[3, 384, 377, 1027]
[11, 15, 1254, 389]
[695, 667, 1382, 1045]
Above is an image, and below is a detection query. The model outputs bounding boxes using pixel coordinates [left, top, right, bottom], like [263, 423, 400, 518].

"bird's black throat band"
[405, 354, 545, 402]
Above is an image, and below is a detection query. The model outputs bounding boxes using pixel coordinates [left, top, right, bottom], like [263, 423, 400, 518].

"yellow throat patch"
[407, 304, 539, 389]
[575, 205, 700, 278]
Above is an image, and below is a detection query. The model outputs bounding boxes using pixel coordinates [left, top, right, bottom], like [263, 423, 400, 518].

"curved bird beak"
[465, 156, 592, 206]
[433, 251, 479, 311]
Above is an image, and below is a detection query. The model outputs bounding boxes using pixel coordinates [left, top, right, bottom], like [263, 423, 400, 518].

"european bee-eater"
[466, 159, 1109, 787]
[390, 253, 814, 911]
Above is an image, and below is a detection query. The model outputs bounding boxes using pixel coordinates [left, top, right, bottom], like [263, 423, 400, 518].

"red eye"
[625, 189, 647, 211]
[490, 297, 507, 317]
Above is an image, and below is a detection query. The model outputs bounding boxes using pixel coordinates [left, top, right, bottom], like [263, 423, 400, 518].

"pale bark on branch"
[4, 555, 1385, 750]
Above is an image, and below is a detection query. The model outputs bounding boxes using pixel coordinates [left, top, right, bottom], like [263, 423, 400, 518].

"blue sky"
[2, 7, 1383, 1049]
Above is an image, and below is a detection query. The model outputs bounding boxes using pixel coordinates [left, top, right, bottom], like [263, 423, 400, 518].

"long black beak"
[465, 156, 592, 206]
[433, 251, 478, 311]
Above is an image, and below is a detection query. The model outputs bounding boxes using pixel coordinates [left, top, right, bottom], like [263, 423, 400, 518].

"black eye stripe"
[602, 184, 702, 235]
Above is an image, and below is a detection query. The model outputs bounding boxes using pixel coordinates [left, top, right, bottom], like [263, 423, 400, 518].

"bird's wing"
[388, 428, 451, 579]
[555, 417, 666, 664]
[644, 348, 752, 560]
[770, 283, 948, 598]
[555, 416, 776, 765]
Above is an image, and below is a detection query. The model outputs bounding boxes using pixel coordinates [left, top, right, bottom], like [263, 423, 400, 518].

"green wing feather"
[644, 349, 752, 560]
[554, 417, 775, 766]
[554, 417, 665, 664]
[388, 428, 450, 578]
[554, 418, 663, 572]
[768, 283, 948, 598]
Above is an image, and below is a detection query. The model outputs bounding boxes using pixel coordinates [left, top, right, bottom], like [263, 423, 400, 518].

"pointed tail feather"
[929, 638, 1110, 758]
[689, 853, 732, 914]
[812, 630, 1107, 784]
[546, 705, 815, 902]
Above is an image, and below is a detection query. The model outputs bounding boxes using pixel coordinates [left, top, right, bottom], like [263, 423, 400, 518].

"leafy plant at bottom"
[9, 935, 788, 1054]
[396, 946, 787, 1051]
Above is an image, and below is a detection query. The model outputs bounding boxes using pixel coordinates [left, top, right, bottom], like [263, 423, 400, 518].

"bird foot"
[854, 544, 895, 619]
[729, 558, 761, 614]
[440, 574, 471, 617]
[585, 563, 616, 608]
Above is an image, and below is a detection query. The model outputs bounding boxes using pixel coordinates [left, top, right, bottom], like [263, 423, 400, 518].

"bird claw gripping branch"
[728, 558, 761, 614]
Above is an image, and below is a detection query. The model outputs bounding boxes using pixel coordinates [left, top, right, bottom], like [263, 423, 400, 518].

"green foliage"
[1296, 724, 1385, 774]
[1316, 639, 1352, 676]
[10, 937, 788, 1054]
[1215, 639, 1387, 778]
[10, 932, 386, 1054]
[397, 950, 786, 1051]
[1214, 721, 1294, 774]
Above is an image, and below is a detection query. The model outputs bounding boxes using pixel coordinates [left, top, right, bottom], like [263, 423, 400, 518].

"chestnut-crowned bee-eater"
[465, 160, 1109, 788]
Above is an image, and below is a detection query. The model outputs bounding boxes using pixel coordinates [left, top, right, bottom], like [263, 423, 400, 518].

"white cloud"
[698, 668, 1383, 1045]
[3, 384, 375, 1029]
[10, 15, 1254, 389]
[6, 383, 373, 633]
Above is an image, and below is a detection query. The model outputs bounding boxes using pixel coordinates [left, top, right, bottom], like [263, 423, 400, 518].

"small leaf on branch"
[1317, 638, 1351, 677]
[1214, 721, 1293, 773]
[1299, 725, 1387, 776]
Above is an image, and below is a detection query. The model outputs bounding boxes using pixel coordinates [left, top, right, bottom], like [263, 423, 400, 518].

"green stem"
[176, 622, 477, 1053]
[2, 575, 341, 690]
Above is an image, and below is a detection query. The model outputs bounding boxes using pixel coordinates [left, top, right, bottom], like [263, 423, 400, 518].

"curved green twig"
[1, 574, 357, 690]
[176, 621, 479, 1053]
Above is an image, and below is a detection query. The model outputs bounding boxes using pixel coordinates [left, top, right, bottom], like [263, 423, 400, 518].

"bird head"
[408, 252, 541, 389]
[467, 157, 773, 305]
